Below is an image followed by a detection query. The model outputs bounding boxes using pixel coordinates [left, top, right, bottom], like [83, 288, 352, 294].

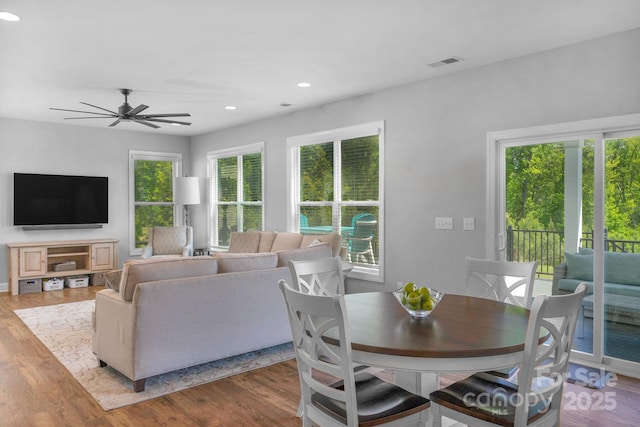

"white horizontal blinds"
[288, 121, 384, 281]
[217, 156, 237, 246]
[208, 143, 264, 247]
[128, 150, 182, 254]
[241, 152, 263, 232]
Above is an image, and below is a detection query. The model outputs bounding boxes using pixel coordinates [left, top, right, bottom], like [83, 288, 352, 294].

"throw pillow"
[564, 252, 593, 281]
[103, 269, 123, 291]
[271, 232, 304, 252]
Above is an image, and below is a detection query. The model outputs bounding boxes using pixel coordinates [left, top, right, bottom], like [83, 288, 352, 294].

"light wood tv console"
[7, 238, 119, 295]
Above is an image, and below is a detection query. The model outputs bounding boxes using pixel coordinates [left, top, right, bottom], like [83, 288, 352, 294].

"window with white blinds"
[129, 150, 182, 256]
[207, 143, 264, 247]
[287, 121, 384, 282]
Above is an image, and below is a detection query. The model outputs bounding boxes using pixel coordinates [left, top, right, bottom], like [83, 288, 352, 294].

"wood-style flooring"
[1, 286, 639, 426]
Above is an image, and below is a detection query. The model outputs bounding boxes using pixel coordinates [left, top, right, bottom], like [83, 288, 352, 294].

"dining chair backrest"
[429, 283, 586, 427]
[288, 256, 345, 295]
[465, 256, 538, 308]
[513, 282, 587, 426]
[278, 279, 430, 426]
[278, 279, 358, 426]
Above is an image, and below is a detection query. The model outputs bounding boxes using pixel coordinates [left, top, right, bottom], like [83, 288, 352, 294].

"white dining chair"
[288, 256, 346, 296]
[465, 256, 539, 380]
[465, 256, 538, 308]
[429, 283, 586, 427]
[278, 279, 430, 427]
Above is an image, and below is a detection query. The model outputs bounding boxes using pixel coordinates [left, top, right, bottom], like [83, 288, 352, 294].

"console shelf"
[7, 238, 119, 295]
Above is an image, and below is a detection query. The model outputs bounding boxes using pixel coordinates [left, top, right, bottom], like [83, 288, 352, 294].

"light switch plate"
[435, 217, 454, 230]
[463, 217, 475, 231]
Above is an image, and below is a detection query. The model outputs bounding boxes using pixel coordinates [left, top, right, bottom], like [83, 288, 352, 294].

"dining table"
[323, 291, 538, 396]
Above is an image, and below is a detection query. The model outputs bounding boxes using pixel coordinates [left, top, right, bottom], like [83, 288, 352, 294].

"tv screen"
[14, 173, 108, 226]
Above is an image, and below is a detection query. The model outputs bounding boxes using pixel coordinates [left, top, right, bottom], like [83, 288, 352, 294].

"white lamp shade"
[174, 177, 201, 205]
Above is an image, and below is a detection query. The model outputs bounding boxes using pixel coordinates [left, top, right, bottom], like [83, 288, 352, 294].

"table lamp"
[174, 177, 200, 227]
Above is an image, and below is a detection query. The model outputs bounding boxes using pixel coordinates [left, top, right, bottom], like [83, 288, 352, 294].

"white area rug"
[14, 300, 295, 411]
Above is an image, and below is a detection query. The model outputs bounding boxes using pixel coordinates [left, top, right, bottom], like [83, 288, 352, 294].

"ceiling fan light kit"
[50, 89, 192, 129]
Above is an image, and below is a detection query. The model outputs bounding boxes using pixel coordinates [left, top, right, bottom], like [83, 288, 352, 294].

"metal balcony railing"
[506, 227, 640, 279]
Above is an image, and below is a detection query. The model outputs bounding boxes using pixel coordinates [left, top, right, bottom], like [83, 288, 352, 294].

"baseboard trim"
[0, 282, 8, 293]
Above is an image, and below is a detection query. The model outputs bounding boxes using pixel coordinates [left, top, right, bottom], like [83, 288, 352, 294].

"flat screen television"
[14, 173, 108, 226]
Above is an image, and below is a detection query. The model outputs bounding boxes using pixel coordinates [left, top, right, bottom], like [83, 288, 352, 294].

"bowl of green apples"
[393, 282, 444, 319]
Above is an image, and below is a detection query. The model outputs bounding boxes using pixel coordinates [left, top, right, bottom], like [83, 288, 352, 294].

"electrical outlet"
[435, 217, 454, 230]
[463, 217, 475, 231]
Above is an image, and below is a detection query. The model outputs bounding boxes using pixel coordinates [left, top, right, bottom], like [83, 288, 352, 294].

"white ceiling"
[1, 0, 639, 137]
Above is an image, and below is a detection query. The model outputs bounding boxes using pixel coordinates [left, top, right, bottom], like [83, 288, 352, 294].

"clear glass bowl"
[393, 287, 444, 318]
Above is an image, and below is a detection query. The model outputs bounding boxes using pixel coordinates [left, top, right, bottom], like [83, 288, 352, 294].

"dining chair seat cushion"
[312, 372, 430, 427]
[429, 373, 550, 427]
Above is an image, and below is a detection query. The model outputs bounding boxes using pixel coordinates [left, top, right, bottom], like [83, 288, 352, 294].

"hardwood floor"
[2, 287, 639, 426]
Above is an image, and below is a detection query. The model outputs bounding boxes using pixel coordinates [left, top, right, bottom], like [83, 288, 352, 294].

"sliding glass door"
[488, 114, 640, 375]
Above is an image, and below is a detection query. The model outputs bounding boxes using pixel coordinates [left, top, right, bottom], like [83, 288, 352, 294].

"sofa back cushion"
[258, 231, 277, 252]
[214, 252, 278, 273]
[277, 243, 332, 267]
[270, 232, 304, 252]
[564, 252, 594, 281]
[228, 231, 261, 253]
[120, 256, 218, 302]
[604, 251, 640, 286]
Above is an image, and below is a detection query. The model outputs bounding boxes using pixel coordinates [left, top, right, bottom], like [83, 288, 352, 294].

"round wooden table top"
[326, 292, 532, 359]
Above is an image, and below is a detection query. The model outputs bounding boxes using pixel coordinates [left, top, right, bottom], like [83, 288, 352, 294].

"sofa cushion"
[120, 256, 218, 302]
[301, 234, 342, 257]
[604, 251, 640, 286]
[228, 231, 261, 253]
[258, 231, 277, 252]
[564, 252, 594, 281]
[276, 243, 332, 267]
[152, 227, 188, 255]
[214, 252, 278, 273]
[270, 232, 304, 252]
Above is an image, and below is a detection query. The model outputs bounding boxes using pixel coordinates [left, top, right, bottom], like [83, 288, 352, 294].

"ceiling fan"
[50, 88, 191, 129]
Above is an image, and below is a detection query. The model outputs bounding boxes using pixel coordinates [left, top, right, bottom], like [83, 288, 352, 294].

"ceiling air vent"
[428, 56, 463, 68]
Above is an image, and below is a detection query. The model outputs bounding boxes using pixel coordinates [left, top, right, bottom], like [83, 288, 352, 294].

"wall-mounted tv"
[14, 173, 108, 227]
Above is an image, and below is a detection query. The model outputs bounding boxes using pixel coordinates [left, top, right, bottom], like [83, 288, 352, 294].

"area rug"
[14, 300, 295, 411]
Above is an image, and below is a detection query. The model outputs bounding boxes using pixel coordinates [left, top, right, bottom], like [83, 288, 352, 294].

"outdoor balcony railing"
[506, 226, 640, 279]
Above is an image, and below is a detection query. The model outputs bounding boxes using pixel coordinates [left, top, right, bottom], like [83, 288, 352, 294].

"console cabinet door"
[91, 243, 114, 271]
[19, 247, 47, 277]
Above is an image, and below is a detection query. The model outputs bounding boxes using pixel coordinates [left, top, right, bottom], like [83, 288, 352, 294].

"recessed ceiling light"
[225, 106, 237, 110]
[0, 11, 20, 21]
[297, 82, 311, 88]
[171, 123, 182, 126]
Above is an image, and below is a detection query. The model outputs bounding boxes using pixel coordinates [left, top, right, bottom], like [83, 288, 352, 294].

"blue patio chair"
[344, 217, 377, 264]
[300, 213, 309, 228]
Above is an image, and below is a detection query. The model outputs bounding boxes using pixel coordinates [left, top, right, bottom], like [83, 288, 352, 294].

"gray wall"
[190, 28, 640, 294]
[2, 28, 639, 294]
[0, 118, 190, 291]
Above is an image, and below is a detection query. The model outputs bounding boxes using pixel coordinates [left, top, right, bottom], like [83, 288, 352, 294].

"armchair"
[141, 226, 194, 258]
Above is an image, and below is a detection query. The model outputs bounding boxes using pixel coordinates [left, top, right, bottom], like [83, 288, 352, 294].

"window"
[287, 121, 384, 281]
[129, 150, 182, 255]
[208, 143, 264, 247]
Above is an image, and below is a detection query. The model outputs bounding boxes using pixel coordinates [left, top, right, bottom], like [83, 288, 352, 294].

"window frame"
[287, 121, 385, 282]
[128, 150, 183, 256]
[207, 142, 265, 248]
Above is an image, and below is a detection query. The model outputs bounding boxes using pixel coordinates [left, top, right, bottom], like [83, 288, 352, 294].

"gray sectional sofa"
[552, 247, 640, 325]
[92, 231, 341, 391]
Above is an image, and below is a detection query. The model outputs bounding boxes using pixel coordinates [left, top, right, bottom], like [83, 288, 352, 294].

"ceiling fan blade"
[128, 104, 149, 116]
[62, 116, 118, 120]
[79, 102, 119, 115]
[50, 107, 115, 116]
[140, 113, 191, 118]
[109, 119, 121, 127]
[141, 118, 192, 126]
[133, 120, 161, 129]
